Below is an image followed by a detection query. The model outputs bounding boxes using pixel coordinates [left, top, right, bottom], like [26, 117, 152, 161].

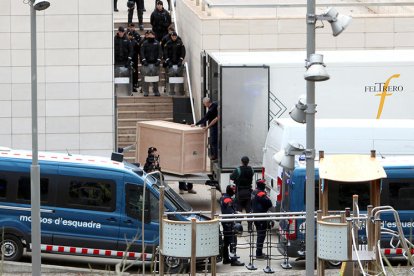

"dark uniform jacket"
[150, 8, 171, 38]
[114, 33, 132, 66]
[251, 189, 272, 213]
[230, 165, 254, 199]
[196, 102, 218, 126]
[164, 38, 186, 66]
[140, 38, 162, 64]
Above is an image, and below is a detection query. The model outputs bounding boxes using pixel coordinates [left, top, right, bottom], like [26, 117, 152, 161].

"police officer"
[230, 156, 254, 214]
[251, 179, 272, 258]
[220, 185, 244, 266]
[150, 1, 172, 42]
[140, 30, 162, 96]
[127, 0, 145, 30]
[163, 31, 186, 95]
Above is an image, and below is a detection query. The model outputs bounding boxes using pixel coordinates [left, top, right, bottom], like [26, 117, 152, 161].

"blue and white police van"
[0, 147, 197, 270]
[278, 155, 414, 263]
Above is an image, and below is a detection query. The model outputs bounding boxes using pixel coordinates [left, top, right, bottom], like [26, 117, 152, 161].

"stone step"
[118, 134, 137, 143]
[118, 118, 173, 127]
[118, 110, 173, 119]
[118, 102, 172, 112]
[117, 96, 173, 104]
[118, 127, 137, 135]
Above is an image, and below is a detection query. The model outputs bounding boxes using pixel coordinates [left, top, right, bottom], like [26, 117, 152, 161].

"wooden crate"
[136, 120, 207, 175]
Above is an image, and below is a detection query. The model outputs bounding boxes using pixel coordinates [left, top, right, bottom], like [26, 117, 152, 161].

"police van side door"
[52, 166, 122, 250]
[118, 182, 159, 254]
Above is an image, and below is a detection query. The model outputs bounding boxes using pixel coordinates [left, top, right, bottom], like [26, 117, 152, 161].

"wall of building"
[0, 0, 114, 156]
[176, 0, 414, 119]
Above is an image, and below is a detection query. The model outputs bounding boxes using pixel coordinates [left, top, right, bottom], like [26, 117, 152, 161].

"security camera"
[33, 0, 50, 11]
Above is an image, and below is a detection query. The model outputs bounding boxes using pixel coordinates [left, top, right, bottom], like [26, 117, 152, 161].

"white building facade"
[0, 0, 114, 156]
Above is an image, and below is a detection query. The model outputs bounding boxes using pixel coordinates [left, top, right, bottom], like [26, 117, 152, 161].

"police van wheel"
[1, 235, 23, 261]
[164, 256, 186, 273]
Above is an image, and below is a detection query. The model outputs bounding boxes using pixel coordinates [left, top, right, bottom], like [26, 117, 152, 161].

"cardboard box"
[136, 121, 207, 175]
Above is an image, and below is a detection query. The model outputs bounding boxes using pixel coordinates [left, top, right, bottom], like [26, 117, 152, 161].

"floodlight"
[273, 149, 295, 170]
[324, 7, 352, 37]
[304, 54, 330, 82]
[289, 95, 307, 123]
[33, 0, 50, 11]
[273, 142, 305, 170]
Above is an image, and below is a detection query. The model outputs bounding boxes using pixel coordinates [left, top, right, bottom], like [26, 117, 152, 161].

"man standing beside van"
[230, 156, 254, 215]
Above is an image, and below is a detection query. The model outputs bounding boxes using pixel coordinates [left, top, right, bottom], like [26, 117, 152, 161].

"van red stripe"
[58, 246, 64, 252]
[396, 248, 403, 254]
[105, 250, 111, 256]
[117, 251, 124, 257]
[93, 249, 99, 255]
[384, 248, 391, 255]
[129, 252, 135, 258]
[82, 248, 88, 254]
[70, 247, 76, 253]
[46, 245, 53, 251]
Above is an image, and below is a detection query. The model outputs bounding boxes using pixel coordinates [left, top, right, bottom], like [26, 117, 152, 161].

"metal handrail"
[171, 1, 196, 123]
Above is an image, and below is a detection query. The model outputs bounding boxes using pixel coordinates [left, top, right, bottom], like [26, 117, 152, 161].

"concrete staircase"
[117, 96, 173, 162]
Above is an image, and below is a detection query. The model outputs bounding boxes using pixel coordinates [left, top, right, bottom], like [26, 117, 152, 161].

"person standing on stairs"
[150, 1, 171, 42]
[127, 31, 140, 94]
[163, 31, 186, 95]
[114, 0, 118, 12]
[140, 30, 162, 97]
[127, 0, 145, 30]
[114, 26, 133, 93]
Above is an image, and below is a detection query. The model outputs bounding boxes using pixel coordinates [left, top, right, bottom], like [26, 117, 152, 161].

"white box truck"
[201, 50, 414, 193]
[262, 118, 414, 208]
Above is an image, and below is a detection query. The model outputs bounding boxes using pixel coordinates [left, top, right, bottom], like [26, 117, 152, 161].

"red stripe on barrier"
[88, 159, 95, 162]
[105, 250, 111, 256]
[51, 156, 57, 159]
[58, 246, 64, 252]
[117, 251, 124, 257]
[396, 248, 403, 254]
[384, 249, 391, 255]
[64, 157, 70, 160]
[93, 249, 99, 255]
[46, 245, 53, 251]
[70, 247, 76, 253]
[82, 248, 88, 254]
[129, 252, 135, 258]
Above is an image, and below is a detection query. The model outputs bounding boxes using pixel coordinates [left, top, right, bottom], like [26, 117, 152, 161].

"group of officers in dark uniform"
[114, 0, 186, 96]
[220, 156, 273, 266]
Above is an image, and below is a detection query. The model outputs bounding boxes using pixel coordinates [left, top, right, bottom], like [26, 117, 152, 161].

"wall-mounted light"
[323, 7, 352, 37]
[33, 0, 50, 11]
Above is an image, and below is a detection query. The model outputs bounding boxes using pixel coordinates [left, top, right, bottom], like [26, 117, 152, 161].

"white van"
[262, 118, 414, 208]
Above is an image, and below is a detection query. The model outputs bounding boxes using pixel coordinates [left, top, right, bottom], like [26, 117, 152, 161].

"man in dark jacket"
[127, 0, 145, 30]
[192, 97, 218, 160]
[230, 156, 254, 214]
[127, 31, 140, 93]
[220, 185, 244, 266]
[114, 26, 132, 66]
[251, 179, 273, 259]
[163, 32, 186, 95]
[150, 0, 172, 42]
[140, 30, 162, 96]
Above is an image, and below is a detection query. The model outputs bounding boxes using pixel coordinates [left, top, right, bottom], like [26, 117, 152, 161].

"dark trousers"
[222, 222, 237, 261]
[179, 182, 193, 191]
[210, 125, 218, 158]
[128, 0, 144, 24]
[254, 221, 267, 256]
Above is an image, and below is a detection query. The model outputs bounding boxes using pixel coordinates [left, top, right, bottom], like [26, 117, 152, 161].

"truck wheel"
[1, 235, 23, 261]
[164, 256, 187, 273]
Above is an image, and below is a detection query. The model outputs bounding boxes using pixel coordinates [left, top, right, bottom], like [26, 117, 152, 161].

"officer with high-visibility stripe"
[251, 179, 272, 259]
[220, 185, 244, 266]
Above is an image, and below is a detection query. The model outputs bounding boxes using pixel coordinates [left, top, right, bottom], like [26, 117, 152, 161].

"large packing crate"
[136, 121, 207, 175]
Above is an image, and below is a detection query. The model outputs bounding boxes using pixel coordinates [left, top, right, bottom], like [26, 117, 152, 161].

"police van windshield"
[124, 162, 191, 212]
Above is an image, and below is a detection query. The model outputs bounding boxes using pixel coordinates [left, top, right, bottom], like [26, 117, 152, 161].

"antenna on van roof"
[66, 149, 72, 156]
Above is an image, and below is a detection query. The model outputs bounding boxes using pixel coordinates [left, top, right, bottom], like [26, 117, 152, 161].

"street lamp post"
[305, 0, 317, 275]
[30, 1, 50, 276]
